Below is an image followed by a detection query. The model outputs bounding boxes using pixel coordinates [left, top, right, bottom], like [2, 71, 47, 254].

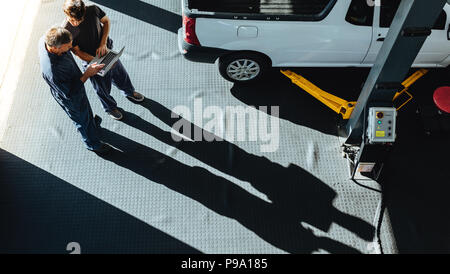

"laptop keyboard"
[101, 51, 117, 66]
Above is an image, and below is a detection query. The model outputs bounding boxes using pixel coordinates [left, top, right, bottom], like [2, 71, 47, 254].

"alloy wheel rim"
[226, 59, 260, 81]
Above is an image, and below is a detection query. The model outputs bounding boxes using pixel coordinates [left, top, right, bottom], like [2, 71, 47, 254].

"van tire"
[218, 52, 270, 83]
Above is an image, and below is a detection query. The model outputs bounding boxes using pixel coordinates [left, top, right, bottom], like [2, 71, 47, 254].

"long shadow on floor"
[230, 68, 371, 136]
[0, 149, 200, 254]
[91, 0, 181, 34]
[98, 99, 376, 253]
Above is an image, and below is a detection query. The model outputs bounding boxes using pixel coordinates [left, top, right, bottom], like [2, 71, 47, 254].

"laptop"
[89, 46, 125, 77]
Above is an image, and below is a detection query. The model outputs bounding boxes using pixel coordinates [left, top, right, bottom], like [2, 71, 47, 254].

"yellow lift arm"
[281, 69, 428, 120]
[393, 68, 428, 110]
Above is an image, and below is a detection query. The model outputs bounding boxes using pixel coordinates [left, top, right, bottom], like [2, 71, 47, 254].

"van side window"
[380, 0, 400, 28]
[275, 0, 334, 15]
[345, 0, 374, 26]
[189, 0, 335, 16]
[381, 0, 447, 30]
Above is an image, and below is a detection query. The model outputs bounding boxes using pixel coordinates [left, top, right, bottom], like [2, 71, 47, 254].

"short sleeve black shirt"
[63, 5, 108, 56]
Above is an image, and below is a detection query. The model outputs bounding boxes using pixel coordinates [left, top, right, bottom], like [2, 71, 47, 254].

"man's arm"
[80, 63, 105, 83]
[96, 16, 111, 57]
[72, 45, 95, 63]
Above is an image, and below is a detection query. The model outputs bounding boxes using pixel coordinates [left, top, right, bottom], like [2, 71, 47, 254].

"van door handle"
[377, 37, 385, 42]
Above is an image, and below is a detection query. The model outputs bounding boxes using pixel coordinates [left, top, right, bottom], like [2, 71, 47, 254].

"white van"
[178, 0, 450, 83]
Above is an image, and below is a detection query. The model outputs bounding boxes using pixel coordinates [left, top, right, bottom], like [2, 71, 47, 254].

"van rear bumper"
[177, 28, 230, 64]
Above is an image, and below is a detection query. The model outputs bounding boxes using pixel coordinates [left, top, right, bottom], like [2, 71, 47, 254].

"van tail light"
[183, 15, 201, 46]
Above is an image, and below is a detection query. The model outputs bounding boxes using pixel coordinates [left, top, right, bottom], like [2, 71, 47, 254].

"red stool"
[433, 86, 450, 114]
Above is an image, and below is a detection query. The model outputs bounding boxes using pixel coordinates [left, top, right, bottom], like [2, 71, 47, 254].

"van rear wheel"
[218, 53, 269, 83]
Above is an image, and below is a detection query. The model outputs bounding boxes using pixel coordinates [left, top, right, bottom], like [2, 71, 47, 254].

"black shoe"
[90, 143, 112, 155]
[126, 91, 145, 103]
[107, 109, 123, 120]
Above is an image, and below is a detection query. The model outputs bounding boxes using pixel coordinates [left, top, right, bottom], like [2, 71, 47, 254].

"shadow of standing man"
[133, 99, 376, 242]
[96, 116, 363, 253]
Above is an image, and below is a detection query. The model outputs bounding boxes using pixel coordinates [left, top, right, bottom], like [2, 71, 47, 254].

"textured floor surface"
[0, 0, 448, 254]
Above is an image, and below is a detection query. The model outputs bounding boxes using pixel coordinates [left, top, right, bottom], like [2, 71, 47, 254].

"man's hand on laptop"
[96, 43, 108, 57]
[86, 62, 105, 76]
[80, 63, 105, 82]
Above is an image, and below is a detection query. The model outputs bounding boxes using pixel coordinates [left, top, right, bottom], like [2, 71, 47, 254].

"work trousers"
[51, 88, 102, 150]
[82, 59, 135, 112]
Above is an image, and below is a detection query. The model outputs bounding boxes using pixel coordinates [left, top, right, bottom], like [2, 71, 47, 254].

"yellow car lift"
[281, 69, 428, 120]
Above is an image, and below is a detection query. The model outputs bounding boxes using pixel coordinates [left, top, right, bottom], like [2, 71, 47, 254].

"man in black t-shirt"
[63, 0, 144, 121]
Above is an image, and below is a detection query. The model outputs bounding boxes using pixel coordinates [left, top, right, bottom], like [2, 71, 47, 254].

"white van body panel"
[187, 0, 450, 68]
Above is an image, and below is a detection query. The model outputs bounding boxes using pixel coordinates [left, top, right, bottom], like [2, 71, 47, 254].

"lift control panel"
[367, 107, 397, 143]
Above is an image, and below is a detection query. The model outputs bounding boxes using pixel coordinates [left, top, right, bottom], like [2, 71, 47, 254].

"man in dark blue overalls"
[39, 27, 111, 154]
[63, 0, 145, 121]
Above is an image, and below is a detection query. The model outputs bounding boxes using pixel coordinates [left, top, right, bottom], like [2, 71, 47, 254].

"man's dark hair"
[63, 0, 86, 21]
[45, 27, 73, 48]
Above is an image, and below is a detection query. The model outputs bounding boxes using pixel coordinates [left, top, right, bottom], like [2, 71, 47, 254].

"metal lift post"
[282, 0, 446, 180]
[345, 0, 447, 145]
[344, 0, 447, 180]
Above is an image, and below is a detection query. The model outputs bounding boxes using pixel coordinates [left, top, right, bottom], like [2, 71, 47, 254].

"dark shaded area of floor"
[379, 68, 450, 253]
[0, 149, 200, 254]
[91, 0, 182, 34]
